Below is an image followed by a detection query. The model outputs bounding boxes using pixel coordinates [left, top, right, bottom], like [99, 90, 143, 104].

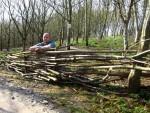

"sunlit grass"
[71, 35, 136, 50]
[71, 36, 123, 49]
[0, 51, 7, 59]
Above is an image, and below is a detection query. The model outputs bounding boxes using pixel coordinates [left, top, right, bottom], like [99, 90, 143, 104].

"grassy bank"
[0, 70, 149, 113]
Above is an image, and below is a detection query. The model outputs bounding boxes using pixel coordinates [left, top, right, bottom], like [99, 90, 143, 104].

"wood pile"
[2, 49, 150, 92]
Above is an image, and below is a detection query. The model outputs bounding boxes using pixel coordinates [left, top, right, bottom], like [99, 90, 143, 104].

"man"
[29, 33, 56, 52]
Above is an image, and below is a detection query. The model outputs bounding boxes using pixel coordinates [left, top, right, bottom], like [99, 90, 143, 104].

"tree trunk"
[128, 69, 141, 93]
[134, 0, 147, 43]
[7, 19, 11, 51]
[76, 0, 82, 44]
[100, 1, 109, 39]
[124, 23, 129, 51]
[87, 0, 92, 39]
[85, 0, 88, 46]
[23, 38, 26, 51]
[133, 2, 140, 43]
[0, 24, 3, 51]
[13, 29, 16, 48]
[116, 0, 134, 51]
[67, 0, 72, 50]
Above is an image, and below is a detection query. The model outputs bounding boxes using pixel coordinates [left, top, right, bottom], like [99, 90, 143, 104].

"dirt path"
[0, 77, 65, 113]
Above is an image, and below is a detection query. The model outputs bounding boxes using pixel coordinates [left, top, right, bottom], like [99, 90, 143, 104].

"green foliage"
[129, 91, 150, 103]
[116, 97, 149, 113]
[0, 48, 22, 59]
[133, 107, 148, 113]
[116, 97, 131, 113]
[0, 51, 7, 59]
[68, 106, 87, 113]
[10, 48, 22, 53]
[47, 87, 150, 113]
[71, 36, 124, 50]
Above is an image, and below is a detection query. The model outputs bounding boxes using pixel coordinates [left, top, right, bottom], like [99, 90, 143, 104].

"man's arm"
[40, 40, 56, 50]
[29, 41, 56, 52]
[38, 43, 56, 51]
[40, 44, 52, 51]
[29, 43, 43, 52]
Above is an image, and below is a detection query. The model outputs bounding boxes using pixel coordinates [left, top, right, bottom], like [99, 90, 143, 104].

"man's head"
[43, 33, 52, 43]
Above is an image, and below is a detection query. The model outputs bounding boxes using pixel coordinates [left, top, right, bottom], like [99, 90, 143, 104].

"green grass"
[71, 36, 124, 50]
[0, 48, 23, 60]
[0, 51, 7, 59]
[10, 48, 22, 52]
[46, 87, 150, 113]
[70, 35, 136, 50]
[46, 90, 150, 113]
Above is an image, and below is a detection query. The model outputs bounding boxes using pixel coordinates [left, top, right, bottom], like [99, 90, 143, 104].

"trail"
[0, 77, 65, 113]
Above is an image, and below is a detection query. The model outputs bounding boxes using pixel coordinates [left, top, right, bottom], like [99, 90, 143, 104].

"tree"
[6, 17, 12, 51]
[128, 0, 150, 93]
[99, 0, 110, 39]
[85, 0, 88, 46]
[0, 12, 5, 51]
[32, 0, 53, 42]
[3, 0, 33, 51]
[134, 0, 147, 43]
[46, 0, 73, 49]
[115, 0, 134, 51]
[75, 0, 82, 44]
[66, 0, 72, 50]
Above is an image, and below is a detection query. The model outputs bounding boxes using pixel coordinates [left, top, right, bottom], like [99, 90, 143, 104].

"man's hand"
[34, 47, 43, 52]
[29, 47, 36, 52]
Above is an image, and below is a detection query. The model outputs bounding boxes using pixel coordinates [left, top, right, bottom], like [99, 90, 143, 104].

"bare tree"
[6, 17, 12, 51]
[46, 0, 73, 49]
[66, 0, 72, 50]
[128, 0, 150, 93]
[99, 0, 110, 39]
[33, 0, 53, 42]
[133, 0, 140, 43]
[3, 0, 33, 51]
[115, 0, 134, 51]
[0, 12, 5, 51]
[84, 0, 93, 46]
[76, 0, 82, 44]
[85, 0, 88, 46]
[0, 24, 3, 51]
